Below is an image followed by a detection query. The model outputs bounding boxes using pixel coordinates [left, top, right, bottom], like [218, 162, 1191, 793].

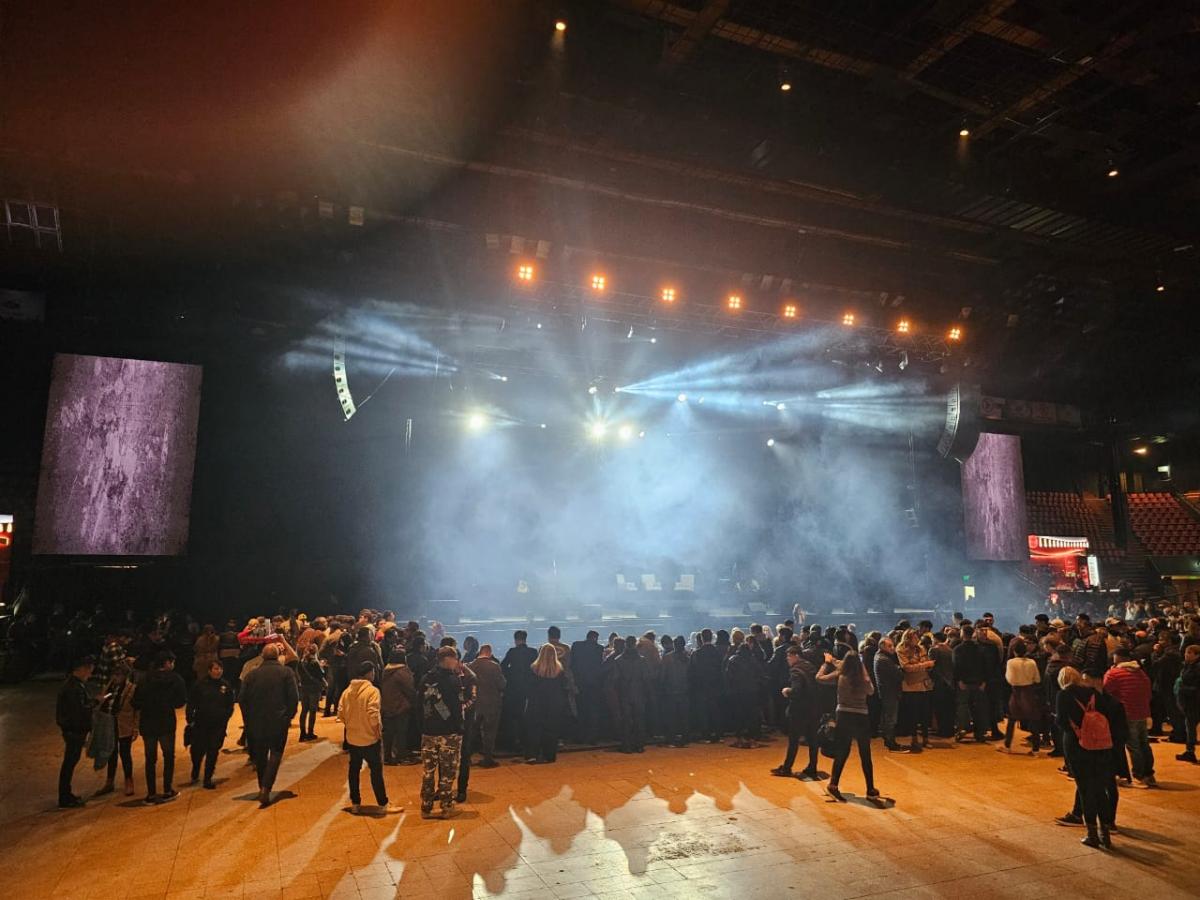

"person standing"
[192, 625, 220, 681]
[346, 626, 383, 682]
[724, 642, 763, 749]
[338, 660, 403, 814]
[297, 642, 326, 742]
[524, 644, 570, 764]
[615, 637, 650, 753]
[689, 629, 723, 743]
[418, 647, 465, 818]
[660, 636, 691, 746]
[873, 638, 904, 752]
[1176, 644, 1200, 761]
[499, 630, 537, 755]
[953, 625, 990, 742]
[897, 629, 935, 752]
[467, 644, 505, 767]
[1000, 640, 1044, 754]
[569, 631, 604, 745]
[380, 647, 416, 764]
[186, 661, 235, 788]
[929, 632, 957, 738]
[56, 656, 96, 808]
[239, 643, 299, 808]
[1057, 666, 1117, 848]
[97, 665, 138, 797]
[1103, 647, 1156, 785]
[133, 650, 187, 803]
[321, 621, 350, 717]
[817, 651, 881, 803]
[771, 645, 825, 780]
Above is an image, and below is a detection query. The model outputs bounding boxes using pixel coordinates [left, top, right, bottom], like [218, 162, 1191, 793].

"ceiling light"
[842, 312, 855, 327]
[780, 81, 792, 92]
[660, 286, 676, 303]
[948, 326, 963, 341]
[677, 393, 687, 403]
[782, 303, 798, 319]
[516, 263, 534, 282]
[1133, 446, 1148, 456]
[587, 385, 598, 395]
[776, 402, 786, 411]
[727, 294, 742, 311]
[1155, 283, 1165, 293]
[897, 319, 911, 334]
[767, 438, 776, 448]
[959, 127, 970, 138]
[1107, 168, 1119, 178]
[554, 20, 567, 32]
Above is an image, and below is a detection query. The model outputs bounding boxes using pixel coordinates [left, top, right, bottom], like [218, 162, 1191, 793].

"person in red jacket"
[1102, 648, 1155, 786]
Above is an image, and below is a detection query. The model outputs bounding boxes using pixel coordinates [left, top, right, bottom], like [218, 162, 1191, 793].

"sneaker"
[769, 767, 793, 777]
[58, 796, 85, 809]
[384, 803, 405, 814]
[350, 803, 361, 815]
[996, 746, 1011, 753]
[144, 794, 159, 804]
[1143, 775, 1157, 787]
[454, 790, 467, 804]
[159, 789, 179, 803]
[1176, 751, 1197, 763]
[1055, 813, 1084, 827]
[202, 781, 216, 790]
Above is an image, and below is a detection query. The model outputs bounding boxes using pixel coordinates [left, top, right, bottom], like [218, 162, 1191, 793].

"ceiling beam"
[904, 0, 1017, 76]
[659, 0, 731, 72]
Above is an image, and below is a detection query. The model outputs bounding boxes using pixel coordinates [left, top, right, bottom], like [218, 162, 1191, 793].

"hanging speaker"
[937, 382, 981, 462]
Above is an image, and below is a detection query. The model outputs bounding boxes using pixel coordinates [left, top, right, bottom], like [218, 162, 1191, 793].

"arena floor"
[1, 681, 1196, 900]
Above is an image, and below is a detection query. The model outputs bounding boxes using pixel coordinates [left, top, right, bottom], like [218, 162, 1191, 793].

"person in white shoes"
[338, 661, 403, 815]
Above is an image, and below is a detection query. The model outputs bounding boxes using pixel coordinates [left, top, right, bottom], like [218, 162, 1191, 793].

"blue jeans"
[1125, 718, 1154, 779]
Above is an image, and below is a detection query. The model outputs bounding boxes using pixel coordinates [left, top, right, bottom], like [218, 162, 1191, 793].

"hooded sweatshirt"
[337, 678, 383, 747]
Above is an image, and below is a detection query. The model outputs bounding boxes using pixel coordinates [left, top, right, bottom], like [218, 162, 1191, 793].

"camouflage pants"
[420, 734, 462, 811]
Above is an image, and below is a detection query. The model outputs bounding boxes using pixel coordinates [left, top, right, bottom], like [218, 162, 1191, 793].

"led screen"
[33, 354, 202, 555]
[961, 432, 1028, 561]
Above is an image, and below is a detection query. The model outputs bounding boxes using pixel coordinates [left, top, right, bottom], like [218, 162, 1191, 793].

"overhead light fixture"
[1133, 446, 1149, 456]
[660, 286, 677, 303]
[959, 127, 970, 138]
[590, 274, 606, 292]
[1155, 283, 1165, 293]
[727, 294, 742, 311]
[650, 337, 658, 344]
[589, 421, 607, 440]
[1107, 168, 1119, 178]
[587, 384, 599, 396]
[554, 19, 567, 32]
[948, 326, 963, 341]
[780, 81, 792, 92]
[782, 303, 798, 319]
[516, 263, 534, 282]
[897, 319, 911, 334]
[776, 402, 786, 411]
[467, 413, 487, 432]
[677, 393, 688, 403]
[618, 424, 634, 441]
[767, 438, 776, 448]
[842, 312, 856, 326]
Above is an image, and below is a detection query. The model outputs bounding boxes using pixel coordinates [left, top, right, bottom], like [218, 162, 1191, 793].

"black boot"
[1081, 825, 1101, 848]
[1099, 823, 1112, 849]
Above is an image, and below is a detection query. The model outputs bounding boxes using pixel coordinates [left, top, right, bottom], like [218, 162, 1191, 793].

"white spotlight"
[467, 413, 487, 431]
[539, 423, 547, 429]
[499, 375, 509, 382]
[588, 385, 599, 395]
[677, 393, 688, 403]
[536, 322, 543, 329]
[767, 438, 776, 447]
[638, 430, 646, 439]
[650, 337, 658, 344]
[589, 421, 607, 440]
[776, 402, 786, 411]
[618, 424, 634, 441]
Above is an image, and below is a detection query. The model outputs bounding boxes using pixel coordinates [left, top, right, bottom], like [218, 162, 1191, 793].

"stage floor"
[1, 681, 1196, 900]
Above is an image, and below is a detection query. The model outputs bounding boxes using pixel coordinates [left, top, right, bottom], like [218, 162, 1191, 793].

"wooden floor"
[1, 680, 1196, 900]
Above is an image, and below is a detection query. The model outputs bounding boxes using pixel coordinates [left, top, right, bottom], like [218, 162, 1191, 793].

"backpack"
[1071, 695, 1112, 751]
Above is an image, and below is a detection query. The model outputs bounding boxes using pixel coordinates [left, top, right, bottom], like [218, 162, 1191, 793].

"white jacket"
[337, 678, 383, 747]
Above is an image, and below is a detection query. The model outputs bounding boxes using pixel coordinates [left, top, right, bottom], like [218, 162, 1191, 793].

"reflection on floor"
[1, 682, 1196, 899]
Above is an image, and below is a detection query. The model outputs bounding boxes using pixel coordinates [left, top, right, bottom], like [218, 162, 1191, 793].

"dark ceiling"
[2, 0, 1198, 424]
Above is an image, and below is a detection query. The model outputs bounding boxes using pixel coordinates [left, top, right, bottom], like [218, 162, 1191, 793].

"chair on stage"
[673, 574, 695, 593]
[641, 574, 663, 592]
[615, 573, 639, 592]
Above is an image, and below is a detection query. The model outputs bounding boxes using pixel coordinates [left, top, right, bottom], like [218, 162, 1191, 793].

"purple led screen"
[961, 432, 1028, 561]
[33, 354, 202, 555]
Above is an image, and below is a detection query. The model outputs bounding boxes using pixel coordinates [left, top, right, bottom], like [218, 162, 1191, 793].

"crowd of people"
[53, 595, 1200, 841]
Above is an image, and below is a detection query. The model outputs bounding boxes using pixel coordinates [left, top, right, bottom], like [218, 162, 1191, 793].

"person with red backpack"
[1055, 665, 1118, 849]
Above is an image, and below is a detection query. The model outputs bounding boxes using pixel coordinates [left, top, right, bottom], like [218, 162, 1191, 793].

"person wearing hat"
[56, 655, 96, 808]
[338, 660, 403, 814]
[132, 650, 187, 803]
[239, 642, 299, 808]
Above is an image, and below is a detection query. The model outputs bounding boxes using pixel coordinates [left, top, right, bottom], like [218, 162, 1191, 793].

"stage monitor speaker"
[937, 382, 982, 463]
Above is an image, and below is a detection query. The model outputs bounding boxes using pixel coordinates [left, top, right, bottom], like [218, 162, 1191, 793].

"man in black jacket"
[953, 625, 989, 742]
[689, 629, 724, 743]
[615, 637, 651, 753]
[499, 630, 537, 754]
[569, 631, 604, 744]
[346, 626, 383, 682]
[771, 645, 825, 780]
[133, 650, 188, 803]
[239, 643, 299, 807]
[56, 656, 96, 808]
[187, 660, 235, 788]
[873, 638, 905, 752]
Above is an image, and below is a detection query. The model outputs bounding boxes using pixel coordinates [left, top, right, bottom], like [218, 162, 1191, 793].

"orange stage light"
[661, 287, 676, 303]
[516, 263, 534, 282]
[590, 274, 606, 292]
[782, 304, 798, 319]
[842, 312, 855, 326]
[727, 294, 742, 311]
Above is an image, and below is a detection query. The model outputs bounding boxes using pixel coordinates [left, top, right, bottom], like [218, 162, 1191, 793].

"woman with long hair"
[816, 650, 881, 803]
[525, 644, 568, 764]
[896, 628, 935, 752]
[1056, 665, 1118, 848]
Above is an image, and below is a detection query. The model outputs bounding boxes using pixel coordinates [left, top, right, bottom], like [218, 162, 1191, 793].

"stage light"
[780, 81, 792, 92]
[727, 294, 742, 311]
[590, 274, 606, 292]
[589, 421, 607, 440]
[677, 393, 688, 403]
[1156, 283, 1165, 292]
[618, 424, 634, 441]
[842, 312, 855, 326]
[536, 322, 543, 329]
[516, 263, 535, 282]
[782, 303, 798, 319]
[1133, 446, 1149, 456]
[555, 19, 567, 32]
[948, 326, 963, 341]
[1107, 168, 1119, 178]
[650, 337, 658, 344]
[588, 385, 599, 395]
[467, 413, 487, 431]
[661, 286, 676, 303]
[638, 431, 645, 439]
[776, 402, 786, 411]
[767, 438, 776, 447]
[897, 319, 911, 334]
[540, 423, 547, 429]
[498, 375, 508, 382]
[959, 127, 970, 138]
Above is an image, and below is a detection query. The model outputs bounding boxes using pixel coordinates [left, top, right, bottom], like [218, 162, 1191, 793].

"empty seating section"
[1025, 491, 1123, 559]
[1127, 492, 1200, 557]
